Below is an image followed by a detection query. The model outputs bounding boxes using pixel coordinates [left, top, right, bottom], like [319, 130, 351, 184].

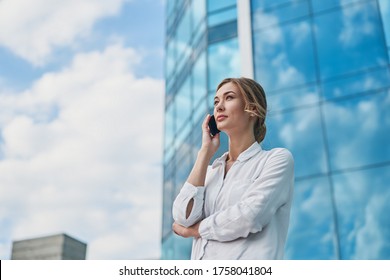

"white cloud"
[290, 21, 310, 48]
[332, 168, 390, 259]
[0, 44, 164, 259]
[339, 1, 376, 47]
[208, 41, 241, 88]
[253, 16, 308, 92]
[354, 192, 390, 259]
[0, 0, 128, 65]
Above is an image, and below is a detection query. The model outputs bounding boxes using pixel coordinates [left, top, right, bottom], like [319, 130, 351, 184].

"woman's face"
[213, 82, 252, 134]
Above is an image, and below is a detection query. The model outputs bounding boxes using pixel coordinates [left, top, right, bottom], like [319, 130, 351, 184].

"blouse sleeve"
[172, 182, 205, 227]
[198, 148, 294, 242]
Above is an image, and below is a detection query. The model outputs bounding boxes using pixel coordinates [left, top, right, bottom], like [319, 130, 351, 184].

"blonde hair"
[216, 77, 267, 143]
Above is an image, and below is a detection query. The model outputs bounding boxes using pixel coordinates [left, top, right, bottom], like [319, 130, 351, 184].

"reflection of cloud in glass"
[285, 177, 336, 259]
[208, 38, 240, 90]
[290, 21, 311, 48]
[175, 77, 191, 133]
[252, 11, 282, 42]
[323, 90, 390, 171]
[333, 166, 390, 259]
[322, 67, 390, 100]
[314, 1, 387, 80]
[271, 53, 305, 88]
[264, 106, 328, 178]
[267, 85, 319, 112]
[339, 0, 376, 46]
[253, 15, 316, 92]
[356, 192, 390, 259]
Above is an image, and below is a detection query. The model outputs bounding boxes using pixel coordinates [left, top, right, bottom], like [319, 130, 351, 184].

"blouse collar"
[211, 142, 262, 168]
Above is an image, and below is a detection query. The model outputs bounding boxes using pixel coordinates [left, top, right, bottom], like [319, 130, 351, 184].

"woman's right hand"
[200, 114, 220, 158]
[185, 114, 219, 188]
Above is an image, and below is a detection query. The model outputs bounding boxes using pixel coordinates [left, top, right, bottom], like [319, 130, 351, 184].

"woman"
[172, 77, 294, 260]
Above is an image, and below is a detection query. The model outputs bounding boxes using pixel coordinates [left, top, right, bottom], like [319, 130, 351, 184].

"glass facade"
[162, 0, 390, 259]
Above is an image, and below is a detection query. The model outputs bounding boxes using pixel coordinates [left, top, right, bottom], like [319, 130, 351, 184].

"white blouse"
[172, 142, 294, 260]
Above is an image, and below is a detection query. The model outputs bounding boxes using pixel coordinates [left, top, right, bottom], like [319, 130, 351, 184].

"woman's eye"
[214, 100, 219, 106]
[226, 95, 233, 100]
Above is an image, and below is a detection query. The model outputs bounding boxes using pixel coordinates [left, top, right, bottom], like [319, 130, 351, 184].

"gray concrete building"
[11, 233, 87, 260]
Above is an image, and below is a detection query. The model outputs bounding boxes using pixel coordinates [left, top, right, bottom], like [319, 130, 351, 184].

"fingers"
[202, 114, 211, 132]
[172, 222, 191, 238]
[172, 222, 184, 237]
[211, 131, 220, 143]
[172, 222, 179, 235]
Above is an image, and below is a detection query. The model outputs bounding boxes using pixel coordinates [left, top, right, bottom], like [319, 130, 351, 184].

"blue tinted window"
[285, 177, 337, 259]
[333, 165, 390, 259]
[162, 157, 175, 239]
[321, 67, 390, 100]
[192, 21, 206, 49]
[378, 0, 390, 51]
[172, 234, 192, 259]
[175, 77, 191, 134]
[312, 0, 366, 13]
[207, 0, 235, 13]
[162, 233, 192, 259]
[263, 106, 328, 178]
[193, 98, 207, 129]
[176, 6, 191, 70]
[164, 103, 175, 151]
[253, 19, 317, 92]
[166, 39, 176, 90]
[207, 37, 240, 91]
[208, 90, 215, 110]
[192, 0, 206, 31]
[161, 234, 174, 259]
[208, 7, 237, 27]
[267, 84, 320, 112]
[167, 0, 175, 16]
[252, 1, 309, 30]
[164, 147, 174, 167]
[192, 0, 206, 46]
[323, 90, 390, 171]
[174, 142, 192, 194]
[314, 1, 387, 80]
[191, 115, 204, 159]
[166, 0, 177, 29]
[192, 52, 207, 107]
[175, 121, 192, 153]
[252, 0, 295, 10]
[162, 178, 174, 238]
[208, 20, 237, 44]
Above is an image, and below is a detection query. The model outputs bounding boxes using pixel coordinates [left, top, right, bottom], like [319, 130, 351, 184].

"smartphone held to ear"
[208, 115, 220, 136]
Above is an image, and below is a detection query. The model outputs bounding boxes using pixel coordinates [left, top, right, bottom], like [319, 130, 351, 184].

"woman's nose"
[215, 101, 224, 112]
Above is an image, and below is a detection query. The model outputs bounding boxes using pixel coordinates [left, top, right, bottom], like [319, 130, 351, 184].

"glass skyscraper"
[162, 0, 390, 259]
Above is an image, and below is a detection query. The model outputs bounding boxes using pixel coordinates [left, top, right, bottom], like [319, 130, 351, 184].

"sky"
[0, 0, 165, 259]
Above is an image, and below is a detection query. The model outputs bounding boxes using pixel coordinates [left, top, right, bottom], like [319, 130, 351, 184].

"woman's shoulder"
[262, 147, 294, 164]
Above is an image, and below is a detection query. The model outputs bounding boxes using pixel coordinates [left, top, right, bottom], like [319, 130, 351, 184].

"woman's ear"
[248, 104, 258, 116]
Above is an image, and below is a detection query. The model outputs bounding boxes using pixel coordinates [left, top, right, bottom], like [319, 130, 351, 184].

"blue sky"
[0, 0, 165, 259]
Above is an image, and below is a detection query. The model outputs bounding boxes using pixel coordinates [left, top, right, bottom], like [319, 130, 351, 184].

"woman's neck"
[227, 133, 256, 162]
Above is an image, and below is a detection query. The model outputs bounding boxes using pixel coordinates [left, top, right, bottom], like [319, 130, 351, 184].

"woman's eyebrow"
[214, 91, 236, 100]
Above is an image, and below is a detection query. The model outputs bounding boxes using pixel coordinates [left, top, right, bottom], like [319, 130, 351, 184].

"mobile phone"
[208, 115, 220, 136]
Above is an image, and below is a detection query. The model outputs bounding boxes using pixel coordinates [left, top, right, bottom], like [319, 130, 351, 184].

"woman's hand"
[185, 114, 219, 191]
[172, 221, 201, 239]
[200, 114, 220, 158]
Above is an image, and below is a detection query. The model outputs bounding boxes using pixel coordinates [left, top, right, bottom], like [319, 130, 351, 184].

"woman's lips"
[217, 115, 227, 121]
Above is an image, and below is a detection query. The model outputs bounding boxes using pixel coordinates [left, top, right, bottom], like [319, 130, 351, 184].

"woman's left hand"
[172, 221, 201, 238]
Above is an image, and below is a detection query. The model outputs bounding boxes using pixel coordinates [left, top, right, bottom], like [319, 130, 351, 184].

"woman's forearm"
[178, 114, 220, 221]
[187, 148, 213, 186]
[184, 148, 212, 218]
